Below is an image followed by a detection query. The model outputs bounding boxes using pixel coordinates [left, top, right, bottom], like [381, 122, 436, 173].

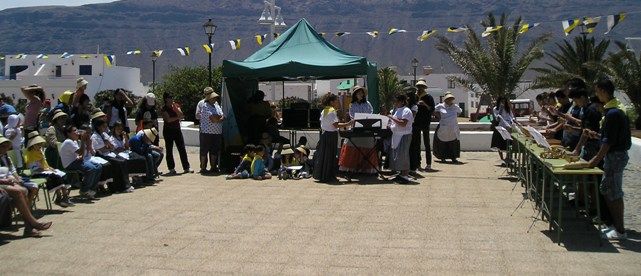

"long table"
[509, 133, 604, 245]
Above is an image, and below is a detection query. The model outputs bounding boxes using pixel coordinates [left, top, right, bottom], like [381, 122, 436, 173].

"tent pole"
[282, 81, 285, 101]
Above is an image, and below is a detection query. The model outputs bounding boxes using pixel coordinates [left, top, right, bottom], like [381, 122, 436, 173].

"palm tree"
[377, 67, 407, 113]
[435, 13, 550, 120]
[533, 35, 610, 90]
[600, 41, 641, 129]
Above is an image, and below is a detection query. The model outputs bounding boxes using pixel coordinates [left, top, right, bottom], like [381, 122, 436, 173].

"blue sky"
[0, 0, 116, 11]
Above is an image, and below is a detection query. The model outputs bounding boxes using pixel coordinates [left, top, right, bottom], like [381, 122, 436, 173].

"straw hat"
[0, 136, 10, 146]
[27, 131, 46, 149]
[206, 92, 220, 101]
[443, 92, 455, 101]
[281, 144, 294, 155]
[351, 85, 367, 96]
[203, 87, 214, 95]
[150, 127, 159, 136]
[76, 78, 89, 89]
[23, 85, 44, 93]
[90, 111, 107, 121]
[52, 111, 68, 122]
[145, 93, 156, 106]
[295, 146, 308, 156]
[416, 80, 428, 88]
[143, 129, 157, 141]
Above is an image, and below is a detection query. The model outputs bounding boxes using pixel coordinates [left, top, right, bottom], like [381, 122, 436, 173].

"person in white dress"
[433, 93, 463, 163]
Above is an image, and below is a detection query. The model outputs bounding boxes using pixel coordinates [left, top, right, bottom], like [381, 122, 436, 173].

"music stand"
[341, 118, 388, 180]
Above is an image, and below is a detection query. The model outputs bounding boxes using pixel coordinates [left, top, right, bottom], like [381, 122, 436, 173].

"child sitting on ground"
[226, 144, 255, 180]
[251, 145, 271, 180]
[23, 131, 74, 207]
[278, 144, 301, 180]
[295, 145, 312, 179]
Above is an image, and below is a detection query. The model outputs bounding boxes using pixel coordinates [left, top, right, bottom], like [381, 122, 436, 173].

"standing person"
[69, 94, 91, 129]
[20, 85, 46, 133]
[410, 80, 436, 172]
[47, 91, 73, 123]
[245, 90, 272, 145]
[161, 94, 193, 175]
[198, 91, 224, 174]
[135, 93, 159, 144]
[60, 125, 103, 199]
[338, 86, 377, 174]
[433, 93, 463, 163]
[313, 93, 352, 183]
[587, 78, 631, 240]
[108, 89, 134, 132]
[71, 78, 89, 109]
[490, 97, 515, 162]
[0, 96, 17, 126]
[387, 94, 414, 183]
[4, 114, 24, 169]
[195, 87, 214, 124]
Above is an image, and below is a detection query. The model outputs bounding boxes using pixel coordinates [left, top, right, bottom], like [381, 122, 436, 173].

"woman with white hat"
[433, 92, 463, 163]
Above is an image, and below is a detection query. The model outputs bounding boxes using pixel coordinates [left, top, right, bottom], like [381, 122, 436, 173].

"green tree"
[378, 67, 407, 113]
[533, 35, 610, 90]
[93, 89, 142, 118]
[154, 66, 222, 122]
[435, 13, 550, 117]
[600, 41, 641, 129]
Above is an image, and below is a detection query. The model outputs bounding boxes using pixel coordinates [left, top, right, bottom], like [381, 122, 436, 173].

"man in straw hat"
[129, 128, 163, 183]
[71, 77, 89, 108]
[433, 92, 462, 163]
[196, 87, 215, 121]
[410, 79, 436, 172]
[198, 90, 224, 174]
[0, 136, 53, 237]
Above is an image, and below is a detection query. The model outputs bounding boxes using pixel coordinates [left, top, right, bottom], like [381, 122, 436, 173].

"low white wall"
[629, 137, 641, 166]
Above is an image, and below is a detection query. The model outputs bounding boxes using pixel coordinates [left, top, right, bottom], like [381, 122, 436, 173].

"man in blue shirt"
[588, 78, 631, 240]
[0, 96, 18, 125]
[130, 128, 163, 183]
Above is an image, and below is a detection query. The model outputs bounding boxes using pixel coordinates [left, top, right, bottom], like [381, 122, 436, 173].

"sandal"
[33, 221, 53, 231]
[23, 225, 42, 237]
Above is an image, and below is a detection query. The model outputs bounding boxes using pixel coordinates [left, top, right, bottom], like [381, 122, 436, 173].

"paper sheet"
[526, 126, 550, 149]
[353, 113, 389, 129]
[495, 126, 513, 141]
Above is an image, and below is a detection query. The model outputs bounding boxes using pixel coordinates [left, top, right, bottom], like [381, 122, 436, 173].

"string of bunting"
[0, 12, 631, 65]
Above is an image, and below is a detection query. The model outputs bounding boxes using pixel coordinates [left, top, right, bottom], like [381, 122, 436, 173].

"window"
[9, 65, 28, 80]
[55, 66, 62, 77]
[447, 78, 456, 89]
[79, 65, 92, 76]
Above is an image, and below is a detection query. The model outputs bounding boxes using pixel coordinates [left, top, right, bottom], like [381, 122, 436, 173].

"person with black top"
[545, 89, 572, 140]
[410, 80, 436, 172]
[161, 94, 193, 175]
[69, 94, 91, 129]
[587, 78, 631, 240]
[135, 93, 159, 145]
[107, 88, 134, 132]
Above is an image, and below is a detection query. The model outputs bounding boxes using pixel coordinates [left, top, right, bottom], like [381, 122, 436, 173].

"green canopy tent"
[221, 18, 379, 150]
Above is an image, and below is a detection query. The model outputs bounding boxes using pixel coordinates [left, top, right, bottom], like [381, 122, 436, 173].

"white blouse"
[320, 110, 338, 132]
[435, 103, 462, 142]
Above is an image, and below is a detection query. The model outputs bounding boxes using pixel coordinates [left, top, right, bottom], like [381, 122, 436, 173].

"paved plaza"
[1, 150, 640, 275]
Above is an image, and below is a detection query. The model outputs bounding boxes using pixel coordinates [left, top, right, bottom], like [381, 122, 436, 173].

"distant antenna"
[97, 45, 100, 54]
[625, 37, 640, 55]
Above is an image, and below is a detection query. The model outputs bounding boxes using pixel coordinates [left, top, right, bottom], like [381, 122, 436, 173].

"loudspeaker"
[282, 109, 309, 129]
[309, 109, 321, 128]
[291, 102, 310, 110]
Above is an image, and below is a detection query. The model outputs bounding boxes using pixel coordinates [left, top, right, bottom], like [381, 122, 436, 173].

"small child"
[4, 114, 24, 169]
[295, 146, 312, 179]
[226, 144, 256, 180]
[24, 131, 74, 207]
[251, 145, 272, 180]
[278, 144, 300, 180]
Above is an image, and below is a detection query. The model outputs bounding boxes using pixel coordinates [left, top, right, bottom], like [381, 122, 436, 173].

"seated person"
[251, 145, 272, 180]
[24, 131, 74, 207]
[278, 144, 301, 180]
[91, 119, 133, 193]
[0, 141, 38, 205]
[0, 137, 52, 237]
[226, 144, 255, 180]
[129, 128, 162, 183]
[60, 125, 103, 199]
[109, 121, 148, 184]
[45, 110, 68, 169]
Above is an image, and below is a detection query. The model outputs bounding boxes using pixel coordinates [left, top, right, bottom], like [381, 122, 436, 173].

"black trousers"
[410, 126, 432, 170]
[98, 154, 131, 192]
[164, 127, 190, 171]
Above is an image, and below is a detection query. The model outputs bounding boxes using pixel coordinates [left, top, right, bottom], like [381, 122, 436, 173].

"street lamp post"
[411, 58, 419, 86]
[151, 54, 157, 91]
[203, 18, 218, 86]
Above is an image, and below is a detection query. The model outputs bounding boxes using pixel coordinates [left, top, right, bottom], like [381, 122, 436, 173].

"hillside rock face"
[0, 0, 638, 81]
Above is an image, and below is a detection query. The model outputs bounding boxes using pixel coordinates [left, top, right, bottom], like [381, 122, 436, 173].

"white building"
[0, 53, 146, 100]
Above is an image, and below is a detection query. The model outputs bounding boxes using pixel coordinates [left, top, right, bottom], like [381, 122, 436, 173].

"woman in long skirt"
[313, 93, 352, 183]
[433, 92, 462, 163]
[387, 94, 414, 183]
[338, 86, 377, 174]
[490, 97, 515, 162]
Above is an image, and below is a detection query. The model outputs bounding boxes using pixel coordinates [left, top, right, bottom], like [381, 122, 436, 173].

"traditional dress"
[433, 103, 462, 160]
[389, 106, 414, 172]
[490, 106, 514, 151]
[313, 106, 339, 182]
[338, 101, 377, 174]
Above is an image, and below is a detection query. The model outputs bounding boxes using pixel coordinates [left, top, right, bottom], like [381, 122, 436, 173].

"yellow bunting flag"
[255, 34, 267, 45]
[417, 30, 437, 41]
[447, 27, 468, 33]
[103, 55, 115, 67]
[388, 28, 407, 35]
[229, 39, 241, 50]
[562, 19, 581, 36]
[481, 26, 503, 37]
[177, 47, 190, 56]
[518, 23, 540, 35]
[151, 50, 163, 58]
[126, 49, 141, 55]
[582, 17, 601, 34]
[202, 43, 214, 54]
